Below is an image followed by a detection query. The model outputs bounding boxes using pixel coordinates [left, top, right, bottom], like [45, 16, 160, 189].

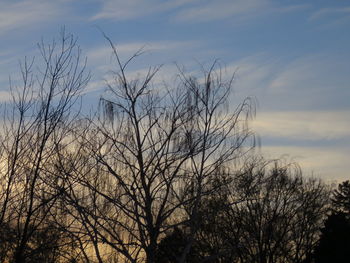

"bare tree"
[211, 159, 329, 263]
[59, 36, 256, 263]
[156, 158, 330, 263]
[0, 31, 333, 263]
[0, 30, 89, 263]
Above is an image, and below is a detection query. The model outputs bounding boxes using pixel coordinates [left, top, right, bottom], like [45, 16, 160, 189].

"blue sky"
[0, 0, 349, 181]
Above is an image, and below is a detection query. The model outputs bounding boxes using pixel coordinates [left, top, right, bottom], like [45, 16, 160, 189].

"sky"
[0, 0, 349, 182]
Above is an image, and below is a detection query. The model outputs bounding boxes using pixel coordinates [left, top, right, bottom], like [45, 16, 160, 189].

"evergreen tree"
[313, 212, 350, 263]
[332, 180, 350, 214]
[312, 180, 350, 263]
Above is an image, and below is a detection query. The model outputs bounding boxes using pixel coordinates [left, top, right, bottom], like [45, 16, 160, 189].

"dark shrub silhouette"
[313, 212, 350, 263]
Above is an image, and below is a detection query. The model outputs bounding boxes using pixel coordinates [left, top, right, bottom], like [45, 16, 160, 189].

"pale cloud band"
[91, 0, 308, 23]
[0, 0, 66, 35]
[253, 111, 350, 181]
[253, 111, 350, 141]
[261, 145, 350, 182]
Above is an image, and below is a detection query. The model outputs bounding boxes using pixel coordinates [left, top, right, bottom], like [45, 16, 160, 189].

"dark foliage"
[156, 228, 200, 263]
[311, 180, 350, 263]
[313, 212, 350, 263]
[157, 161, 330, 263]
[332, 180, 350, 214]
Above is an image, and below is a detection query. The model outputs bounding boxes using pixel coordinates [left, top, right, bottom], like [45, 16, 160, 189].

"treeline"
[0, 31, 348, 263]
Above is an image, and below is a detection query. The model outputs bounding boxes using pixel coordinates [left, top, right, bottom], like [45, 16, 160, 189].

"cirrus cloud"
[0, 0, 68, 35]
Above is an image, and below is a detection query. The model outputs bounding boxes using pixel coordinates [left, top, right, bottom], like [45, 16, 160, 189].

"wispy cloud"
[91, 0, 191, 21]
[91, 0, 306, 23]
[309, 6, 350, 21]
[261, 145, 350, 181]
[253, 111, 350, 141]
[265, 54, 350, 110]
[0, 91, 12, 102]
[87, 40, 197, 62]
[173, 0, 270, 22]
[85, 63, 184, 94]
[268, 55, 326, 93]
[222, 54, 277, 94]
[0, 0, 66, 35]
[85, 39, 198, 78]
[309, 6, 350, 28]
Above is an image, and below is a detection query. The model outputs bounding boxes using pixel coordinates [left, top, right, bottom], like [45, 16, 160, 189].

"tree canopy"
[0, 31, 336, 263]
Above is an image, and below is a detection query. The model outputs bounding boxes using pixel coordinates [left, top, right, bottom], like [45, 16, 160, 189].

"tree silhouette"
[157, 159, 330, 263]
[0, 30, 89, 263]
[156, 227, 201, 263]
[54, 35, 256, 263]
[311, 180, 350, 263]
[0, 30, 337, 262]
[226, 161, 329, 263]
[313, 212, 350, 263]
[332, 180, 350, 214]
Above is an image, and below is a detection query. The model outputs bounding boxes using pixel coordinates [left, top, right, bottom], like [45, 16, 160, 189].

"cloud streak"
[0, 0, 66, 35]
[309, 6, 350, 21]
[253, 111, 350, 141]
[87, 40, 197, 62]
[173, 0, 269, 22]
[91, 0, 306, 23]
[261, 145, 350, 181]
[91, 0, 190, 21]
[0, 91, 12, 102]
